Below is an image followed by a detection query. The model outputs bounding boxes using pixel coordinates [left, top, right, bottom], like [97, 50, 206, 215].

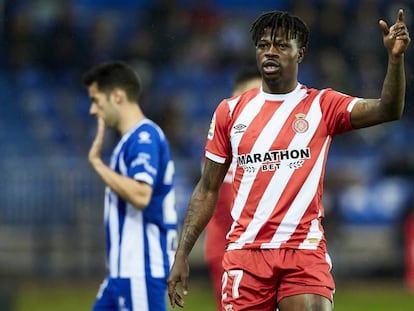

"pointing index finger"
[397, 9, 404, 23]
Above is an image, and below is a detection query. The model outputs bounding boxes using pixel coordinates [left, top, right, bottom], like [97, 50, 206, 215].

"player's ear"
[297, 47, 306, 63]
[112, 87, 125, 105]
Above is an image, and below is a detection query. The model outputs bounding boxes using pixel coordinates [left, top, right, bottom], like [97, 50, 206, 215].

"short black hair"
[251, 11, 309, 50]
[82, 60, 142, 102]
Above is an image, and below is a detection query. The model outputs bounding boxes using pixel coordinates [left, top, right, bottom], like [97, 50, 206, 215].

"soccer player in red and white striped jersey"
[168, 9, 410, 311]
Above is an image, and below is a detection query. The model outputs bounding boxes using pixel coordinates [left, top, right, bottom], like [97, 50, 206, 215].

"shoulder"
[138, 119, 167, 140]
[125, 120, 167, 148]
[299, 84, 326, 97]
[319, 88, 358, 107]
[301, 85, 356, 103]
[231, 87, 261, 102]
[217, 87, 261, 114]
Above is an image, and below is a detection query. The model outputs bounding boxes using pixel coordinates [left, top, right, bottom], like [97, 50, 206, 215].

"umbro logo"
[233, 123, 247, 133]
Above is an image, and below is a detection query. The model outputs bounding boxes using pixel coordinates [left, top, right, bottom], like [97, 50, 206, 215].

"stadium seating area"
[0, 0, 413, 277]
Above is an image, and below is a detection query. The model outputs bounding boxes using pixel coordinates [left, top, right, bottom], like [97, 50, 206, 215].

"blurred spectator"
[39, 3, 89, 73]
[4, 9, 41, 71]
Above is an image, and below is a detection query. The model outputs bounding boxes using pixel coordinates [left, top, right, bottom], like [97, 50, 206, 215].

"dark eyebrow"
[258, 36, 290, 44]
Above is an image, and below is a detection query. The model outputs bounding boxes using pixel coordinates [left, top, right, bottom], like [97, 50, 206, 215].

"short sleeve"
[205, 99, 232, 164]
[124, 127, 160, 186]
[320, 89, 360, 136]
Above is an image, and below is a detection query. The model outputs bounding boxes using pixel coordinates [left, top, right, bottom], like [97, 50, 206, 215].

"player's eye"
[278, 43, 288, 50]
[257, 42, 270, 50]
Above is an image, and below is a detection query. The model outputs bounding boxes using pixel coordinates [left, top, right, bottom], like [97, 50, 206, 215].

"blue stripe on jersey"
[104, 119, 177, 278]
[104, 188, 111, 269]
[117, 199, 126, 274]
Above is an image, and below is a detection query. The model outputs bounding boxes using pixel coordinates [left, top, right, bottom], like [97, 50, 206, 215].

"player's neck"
[118, 106, 145, 135]
[263, 79, 298, 94]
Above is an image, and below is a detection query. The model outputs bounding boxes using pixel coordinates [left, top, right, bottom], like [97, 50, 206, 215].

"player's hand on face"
[88, 117, 105, 165]
[379, 9, 411, 57]
[167, 256, 190, 308]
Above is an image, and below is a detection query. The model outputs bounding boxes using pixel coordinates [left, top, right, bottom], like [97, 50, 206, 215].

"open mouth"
[263, 61, 280, 73]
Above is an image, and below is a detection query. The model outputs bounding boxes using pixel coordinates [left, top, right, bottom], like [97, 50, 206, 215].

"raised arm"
[88, 117, 153, 209]
[351, 9, 410, 129]
[167, 158, 229, 308]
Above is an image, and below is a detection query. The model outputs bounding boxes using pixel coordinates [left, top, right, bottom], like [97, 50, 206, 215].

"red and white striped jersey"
[205, 84, 359, 252]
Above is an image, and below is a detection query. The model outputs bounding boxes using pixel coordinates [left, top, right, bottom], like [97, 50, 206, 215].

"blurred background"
[0, 0, 414, 310]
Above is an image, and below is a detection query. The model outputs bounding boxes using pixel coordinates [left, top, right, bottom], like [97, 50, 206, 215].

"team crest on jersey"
[292, 113, 309, 133]
[208, 113, 216, 140]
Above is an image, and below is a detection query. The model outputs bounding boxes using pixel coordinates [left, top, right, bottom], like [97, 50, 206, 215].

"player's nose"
[266, 43, 279, 56]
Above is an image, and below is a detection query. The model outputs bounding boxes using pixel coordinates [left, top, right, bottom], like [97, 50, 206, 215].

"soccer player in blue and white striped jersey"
[83, 61, 178, 311]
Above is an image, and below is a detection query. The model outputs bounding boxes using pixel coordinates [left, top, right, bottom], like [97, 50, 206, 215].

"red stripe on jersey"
[249, 90, 321, 244]
[205, 84, 357, 251]
[229, 99, 285, 239]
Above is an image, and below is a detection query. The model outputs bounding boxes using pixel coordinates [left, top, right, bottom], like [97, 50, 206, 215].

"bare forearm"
[380, 54, 406, 119]
[351, 54, 406, 128]
[176, 183, 218, 256]
[176, 158, 229, 256]
[91, 159, 151, 209]
[377, 9, 410, 121]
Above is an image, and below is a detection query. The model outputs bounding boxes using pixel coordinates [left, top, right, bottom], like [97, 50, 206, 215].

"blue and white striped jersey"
[104, 118, 177, 278]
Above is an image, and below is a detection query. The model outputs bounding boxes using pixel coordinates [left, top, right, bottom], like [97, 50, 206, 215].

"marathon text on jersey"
[237, 147, 311, 172]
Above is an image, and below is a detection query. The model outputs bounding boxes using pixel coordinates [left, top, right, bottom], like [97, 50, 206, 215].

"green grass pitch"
[11, 277, 414, 311]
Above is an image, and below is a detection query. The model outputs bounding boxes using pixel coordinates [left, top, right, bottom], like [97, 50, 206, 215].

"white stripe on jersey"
[264, 91, 327, 249]
[264, 137, 328, 249]
[299, 209, 324, 249]
[107, 136, 126, 275]
[107, 189, 121, 276]
[147, 223, 165, 278]
[167, 229, 177, 269]
[228, 86, 308, 248]
[108, 125, 144, 278]
[134, 172, 153, 184]
[131, 277, 149, 311]
[119, 205, 145, 278]
[205, 150, 226, 164]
